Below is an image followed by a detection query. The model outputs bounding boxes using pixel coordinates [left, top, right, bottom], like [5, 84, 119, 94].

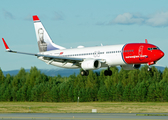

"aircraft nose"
[159, 50, 164, 58]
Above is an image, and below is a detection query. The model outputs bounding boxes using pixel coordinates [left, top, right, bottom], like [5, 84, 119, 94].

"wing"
[2, 38, 83, 64]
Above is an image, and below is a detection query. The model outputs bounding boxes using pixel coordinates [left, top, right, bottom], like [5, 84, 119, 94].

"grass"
[0, 102, 168, 113]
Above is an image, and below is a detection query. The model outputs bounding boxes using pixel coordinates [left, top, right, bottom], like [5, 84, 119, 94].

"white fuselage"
[38, 44, 126, 69]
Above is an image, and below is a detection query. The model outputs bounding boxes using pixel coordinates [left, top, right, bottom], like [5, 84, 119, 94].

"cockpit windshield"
[148, 47, 160, 50]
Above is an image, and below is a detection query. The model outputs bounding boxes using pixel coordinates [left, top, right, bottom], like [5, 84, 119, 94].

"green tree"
[109, 85, 117, 101]
[26, 85, 32, 101]
[11, 86, 18, 101]
[73, 84, 80, 102]
[123, 84, 132, 101]
[118, 68, 130, 86]
[3, 84, 12, 101]
[116, 82, 123, 101]
[59, 81, 69, 102]
[26, 66, 41, 87]
[68, 85, 74, 102]
[135, 81, 147, 102]
[78, 86, 86, 102]
[97, 85, 109, 101]
[50, 85, 59, 102]
[151, 66, 162, 83]
[127, 69, 139, 86]
[0, 68, 5, 84]
[164, 85, 168, 101]
[138, 65, 151, 83]
[147, 83, 156, 102]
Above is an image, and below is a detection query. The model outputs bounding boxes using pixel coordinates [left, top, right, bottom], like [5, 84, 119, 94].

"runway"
[0, 113, 168, 120]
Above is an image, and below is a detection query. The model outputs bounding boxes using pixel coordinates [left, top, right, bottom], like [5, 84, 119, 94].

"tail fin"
[33, 15, 65, 52]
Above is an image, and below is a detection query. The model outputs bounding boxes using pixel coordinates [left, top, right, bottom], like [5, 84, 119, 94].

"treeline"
[0, 65, 168, 102]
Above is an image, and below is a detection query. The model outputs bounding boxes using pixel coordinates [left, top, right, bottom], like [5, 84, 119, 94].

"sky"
[1, 0, 168, 71]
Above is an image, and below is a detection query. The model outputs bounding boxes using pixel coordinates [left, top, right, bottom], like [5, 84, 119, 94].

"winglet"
[33, 15, 40, 22]
[145, 39, 148, 43]
[2, 38, 10, 51]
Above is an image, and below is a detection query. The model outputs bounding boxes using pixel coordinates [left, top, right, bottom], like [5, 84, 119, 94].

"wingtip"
[32, 15, 40, 21]
[2, 38, 10, 50]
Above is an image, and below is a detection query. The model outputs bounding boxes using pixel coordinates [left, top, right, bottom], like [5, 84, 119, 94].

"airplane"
[2, 15, 164, 76]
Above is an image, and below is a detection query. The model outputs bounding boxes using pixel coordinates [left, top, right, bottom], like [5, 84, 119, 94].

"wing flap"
[37, 54, 83, 63]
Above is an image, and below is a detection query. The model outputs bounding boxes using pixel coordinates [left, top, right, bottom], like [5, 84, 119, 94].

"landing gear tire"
[104, 70, 112, 76]
[81, 70, 89, 76]
[148, 67, 151, 72]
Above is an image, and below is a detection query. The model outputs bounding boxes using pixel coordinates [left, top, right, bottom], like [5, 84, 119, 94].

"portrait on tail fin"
[38, 28, 47, 52]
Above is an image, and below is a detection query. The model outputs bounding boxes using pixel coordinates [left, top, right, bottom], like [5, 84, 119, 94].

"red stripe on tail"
[33, 15, 40, 21]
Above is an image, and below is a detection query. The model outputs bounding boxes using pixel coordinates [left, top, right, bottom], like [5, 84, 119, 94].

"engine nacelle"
[81, 59, 101, 70]
[121, 64, 141, 70]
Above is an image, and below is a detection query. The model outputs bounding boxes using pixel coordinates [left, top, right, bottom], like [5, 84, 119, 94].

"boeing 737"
[2, 15, 164, 76]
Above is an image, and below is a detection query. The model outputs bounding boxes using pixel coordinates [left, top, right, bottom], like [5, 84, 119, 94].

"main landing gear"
[104, 67, 112, 76]
[80, 67, 112, 76]
[80, 70, 89, 76]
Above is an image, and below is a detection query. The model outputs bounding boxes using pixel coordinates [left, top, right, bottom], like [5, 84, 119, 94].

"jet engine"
[81, 59, 101, 70]
[121, 64, 141, 70]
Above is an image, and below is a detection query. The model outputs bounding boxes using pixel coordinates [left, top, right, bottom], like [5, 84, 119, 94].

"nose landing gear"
[147, 67, 152, 72]
[147, 62, 155, 72]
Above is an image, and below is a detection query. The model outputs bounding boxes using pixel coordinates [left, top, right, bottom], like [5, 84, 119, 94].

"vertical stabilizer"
[33, 15, 65, 52]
